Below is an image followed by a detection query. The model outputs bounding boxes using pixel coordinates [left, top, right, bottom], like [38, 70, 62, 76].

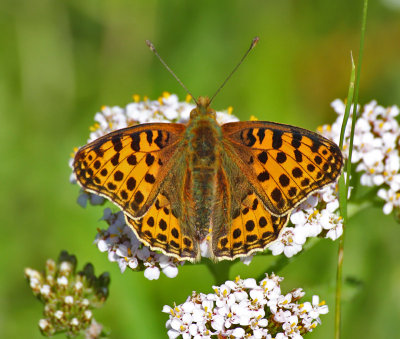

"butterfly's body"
[74, 97, 343, 262]
[185, 98, 223, 242]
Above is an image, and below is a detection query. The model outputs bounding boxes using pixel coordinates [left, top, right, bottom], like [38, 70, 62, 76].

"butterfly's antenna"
[146, 40, 198, 105]
[210, 36, 259, 104]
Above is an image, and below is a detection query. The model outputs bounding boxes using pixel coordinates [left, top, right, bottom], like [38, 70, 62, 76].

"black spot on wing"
[272, 130, 283, 149]
[145, 154, 155, 166]
[311, 139, 322, 153]
[112, 135, 123, 152]
[246, 129, 256, 146]
[111, 153, 120, 166]
[258, 151, 268, 164]
[131, 133, 141, 151]
[291, 131, 302, 149]
[257, 128, 265, 144]
[146, 130, 153, 145]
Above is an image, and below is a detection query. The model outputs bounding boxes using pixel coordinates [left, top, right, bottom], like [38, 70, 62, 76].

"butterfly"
[73, 96, 343, 262]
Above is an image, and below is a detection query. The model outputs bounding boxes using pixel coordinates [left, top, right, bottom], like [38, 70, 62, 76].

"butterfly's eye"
[190, 107, 200, 119]
[206, 108, 216, 119]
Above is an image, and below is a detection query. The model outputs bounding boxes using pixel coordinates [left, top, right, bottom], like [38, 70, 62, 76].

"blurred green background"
[1, 0, 400, 338]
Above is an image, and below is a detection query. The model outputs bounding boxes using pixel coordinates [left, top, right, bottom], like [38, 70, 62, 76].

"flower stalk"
[336, 1, 369, 338]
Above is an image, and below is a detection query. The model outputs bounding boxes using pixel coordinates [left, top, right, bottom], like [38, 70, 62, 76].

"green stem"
[336, 59, 355, 339]
[204, 259, 233, 285]
[335, 2, 368, 339]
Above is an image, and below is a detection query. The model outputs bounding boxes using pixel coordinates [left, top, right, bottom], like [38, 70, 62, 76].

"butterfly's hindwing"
[74, 123, 185, 218]
[126, 148, 201, 262]
[211, 163, 288, 260]
[222, 121, 343, 216]
[126, 190, 198, 261]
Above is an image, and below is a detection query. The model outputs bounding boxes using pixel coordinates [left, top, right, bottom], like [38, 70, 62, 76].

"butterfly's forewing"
[74, 123, 185, 219]
[221, 121, 343, 216]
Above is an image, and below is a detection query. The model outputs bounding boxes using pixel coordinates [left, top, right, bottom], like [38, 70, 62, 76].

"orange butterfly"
[73, 39, 343, 262]
[74, 96, 342, 262]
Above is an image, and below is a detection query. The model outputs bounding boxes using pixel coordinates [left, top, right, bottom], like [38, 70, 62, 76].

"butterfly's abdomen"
[186, 119, 222, 237]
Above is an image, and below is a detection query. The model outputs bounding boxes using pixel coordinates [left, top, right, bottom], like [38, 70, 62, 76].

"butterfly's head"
[190, 96, 216, 120]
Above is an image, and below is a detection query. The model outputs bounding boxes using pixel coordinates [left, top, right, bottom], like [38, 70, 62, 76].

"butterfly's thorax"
[185, 97, 222, 237]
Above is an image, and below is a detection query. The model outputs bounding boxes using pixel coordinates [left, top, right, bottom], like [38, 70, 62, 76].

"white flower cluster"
[95, 208, 182, 280]
[269, 183, 343, 258]
[85, 92, 238, 144]
[320, 99, 400, 215]
[163, 275, 328, 338]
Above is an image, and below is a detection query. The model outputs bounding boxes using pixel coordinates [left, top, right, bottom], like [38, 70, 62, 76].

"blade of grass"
[338, 53, 356, 152]
[335, 58, 355, 339]
[335, 1, 368, 339]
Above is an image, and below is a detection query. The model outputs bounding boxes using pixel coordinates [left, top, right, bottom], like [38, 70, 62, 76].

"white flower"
[86, 320, 104, 339]
[331, 99, 346, 115]
[25, 268, 41, 280]
[54, 310, 63, 319]
[144, 265, 160, 280]
[312, 295, 329, 316]
[324, 215, 343, 241]
[59, 262, 73, 273]
[57, 276, 68, 286]
[81, 298, 90, 307]
[383, 153, 400, 191]
[40, 285, 51, 296]
[274, 309, 292, 323]
[96, 239, 108, 253]
[167, 329, 181, 339]
[231, 327, 245, 337]
[64, 296, 74, 304]
[39, 319, 50, 330]
[159, 256, 179, 278]
[74, 281, 83, 291]
[84, 310, 93, 320]
[216, 111, 239, 125]
[70, 318, 79, 326]
[301, 296, 329, 322]
[269, 228, 304, 258]
[240, 255, 253, 266]
[292, 288, 305, 299]
[115, 244, 137, 273]
[378, 188, 400, 214]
